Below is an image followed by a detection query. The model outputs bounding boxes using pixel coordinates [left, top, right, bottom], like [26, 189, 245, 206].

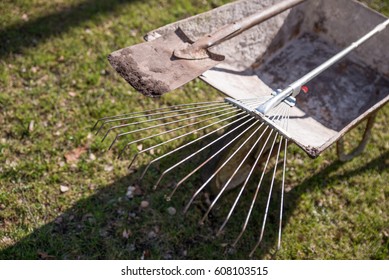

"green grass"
[0, 0, 388, 259]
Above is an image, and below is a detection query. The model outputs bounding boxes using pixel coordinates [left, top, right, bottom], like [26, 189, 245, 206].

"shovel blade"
[108, 28, 224, 97]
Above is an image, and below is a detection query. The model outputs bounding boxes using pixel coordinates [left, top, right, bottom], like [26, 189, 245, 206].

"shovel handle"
[192, 0, 307, 49]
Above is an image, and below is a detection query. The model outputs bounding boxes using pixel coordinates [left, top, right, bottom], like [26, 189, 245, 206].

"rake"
[95, 19, 389, 256]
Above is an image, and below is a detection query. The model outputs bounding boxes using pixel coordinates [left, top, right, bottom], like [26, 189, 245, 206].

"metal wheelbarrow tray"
[144, 0, 389, 158]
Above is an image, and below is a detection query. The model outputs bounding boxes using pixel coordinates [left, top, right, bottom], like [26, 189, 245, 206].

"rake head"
[94, 98, 292, 256]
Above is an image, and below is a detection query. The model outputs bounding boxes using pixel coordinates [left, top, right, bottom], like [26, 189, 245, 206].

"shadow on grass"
[1, 150, 388, 259]
[0, 0, 138, 58]
[253, 149, 389, 259]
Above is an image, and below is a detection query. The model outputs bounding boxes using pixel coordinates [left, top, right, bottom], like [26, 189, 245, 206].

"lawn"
[0, 0, 388, 259]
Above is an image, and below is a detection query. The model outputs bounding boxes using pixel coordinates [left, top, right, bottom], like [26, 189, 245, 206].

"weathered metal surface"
[108, 28, 224, 97]
[109, 0, 306, 97]
[147, 0, 389, 157]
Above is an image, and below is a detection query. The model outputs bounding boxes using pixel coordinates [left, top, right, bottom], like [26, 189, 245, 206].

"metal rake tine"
[200, 125, 271, 224]
[184, 122, 265, 215]
[107, 106, 237, 149]
[272, 103, 290, 128]
[126, 110, 244, 169]
[285, 106, 291, 131]
[238, 96, 271, 104]
[155, 117, 257, 190]
[101, 103, 231, 142]
[249, 136, 284, 257]
[93, 101, 224, 129]
[168, 120, 259, 198]
[239, 98, 271, 106]
[118, 107, 240, 159]
[280, 105, 290, 129]
[268, 102, 288, 121]
[140, 114, 251, 180]
[113, 105, 236, 140]
[217, 128, 275, 236]
[109, 106, 236, 152]
[178, 106, 285, 202]
[237, 97, 270, 102]
[277, 138, 288, 250]
[95, 102, 228, 135]
[232, 132, 279, 247]
[243, 98, 273, 110]
[221, 105, 286, 239]
[184, 105, 285, 220]
[270, 105, 289, 132]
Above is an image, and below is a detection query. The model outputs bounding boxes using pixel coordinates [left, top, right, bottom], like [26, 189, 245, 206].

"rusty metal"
[108, 0, 306, 97]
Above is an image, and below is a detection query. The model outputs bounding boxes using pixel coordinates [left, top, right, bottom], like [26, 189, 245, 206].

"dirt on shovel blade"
[108, 28, 224, 97]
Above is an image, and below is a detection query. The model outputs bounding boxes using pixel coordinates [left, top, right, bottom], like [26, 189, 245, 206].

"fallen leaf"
[122, 229, 132, 239]
[28, 120, 34, 132]
[21, 14, 29, 21]
[104, 164, 113, 172]
[64, 146, 87, 163]
[140, 200, 149, 208]
[89, 153, 96, 161]
[126, 186, 136, 199]
[31, 66, 38, 73]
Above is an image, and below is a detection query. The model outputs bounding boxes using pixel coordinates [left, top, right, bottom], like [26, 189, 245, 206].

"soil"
[108, 50, 170, 97]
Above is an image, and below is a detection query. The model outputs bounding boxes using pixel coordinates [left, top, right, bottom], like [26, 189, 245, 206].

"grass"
[0, 0, 388, 259]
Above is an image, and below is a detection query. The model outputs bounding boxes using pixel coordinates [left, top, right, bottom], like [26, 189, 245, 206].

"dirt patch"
[108, 52, 170, 98]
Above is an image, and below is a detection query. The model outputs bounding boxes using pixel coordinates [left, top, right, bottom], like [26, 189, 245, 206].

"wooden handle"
[192, 0, 307, 49]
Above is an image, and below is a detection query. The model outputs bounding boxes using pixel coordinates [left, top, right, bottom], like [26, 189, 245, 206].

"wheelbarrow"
[140, 0, 389, 191]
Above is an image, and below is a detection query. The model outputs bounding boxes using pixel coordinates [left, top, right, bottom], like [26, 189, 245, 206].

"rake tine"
[217, 129, 275, 236]
[118, 107, 240, 159]
[278, 138, 288, 250]
[101, 103, 231, 141]
[200, 125, 271, 224]
[238, 97, 271, 106]
[184, 122, 265, 215]
[164, 118, 259, 198]
[140, 114, 251, 180]
[95, 102, 228, 135]
[249, 135, 284, 257]
[107, 106, 237, 149]
[232, 132, 279, 247]
[226, 105, 287, 242]
[93, 101, 224, 129]
[108, 134, 119, 150]
[153, 117, 256, 190]
[113, 106, 235, 140]
[183, 104, 285, 215]
[126, 110, 244, 169]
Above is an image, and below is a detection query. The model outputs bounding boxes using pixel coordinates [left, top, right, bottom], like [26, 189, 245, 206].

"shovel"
[108, 0, 307, 97]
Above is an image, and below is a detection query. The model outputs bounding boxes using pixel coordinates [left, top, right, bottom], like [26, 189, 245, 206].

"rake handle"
[256, 18, 389, 115]
[187, 0, 306, 51]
